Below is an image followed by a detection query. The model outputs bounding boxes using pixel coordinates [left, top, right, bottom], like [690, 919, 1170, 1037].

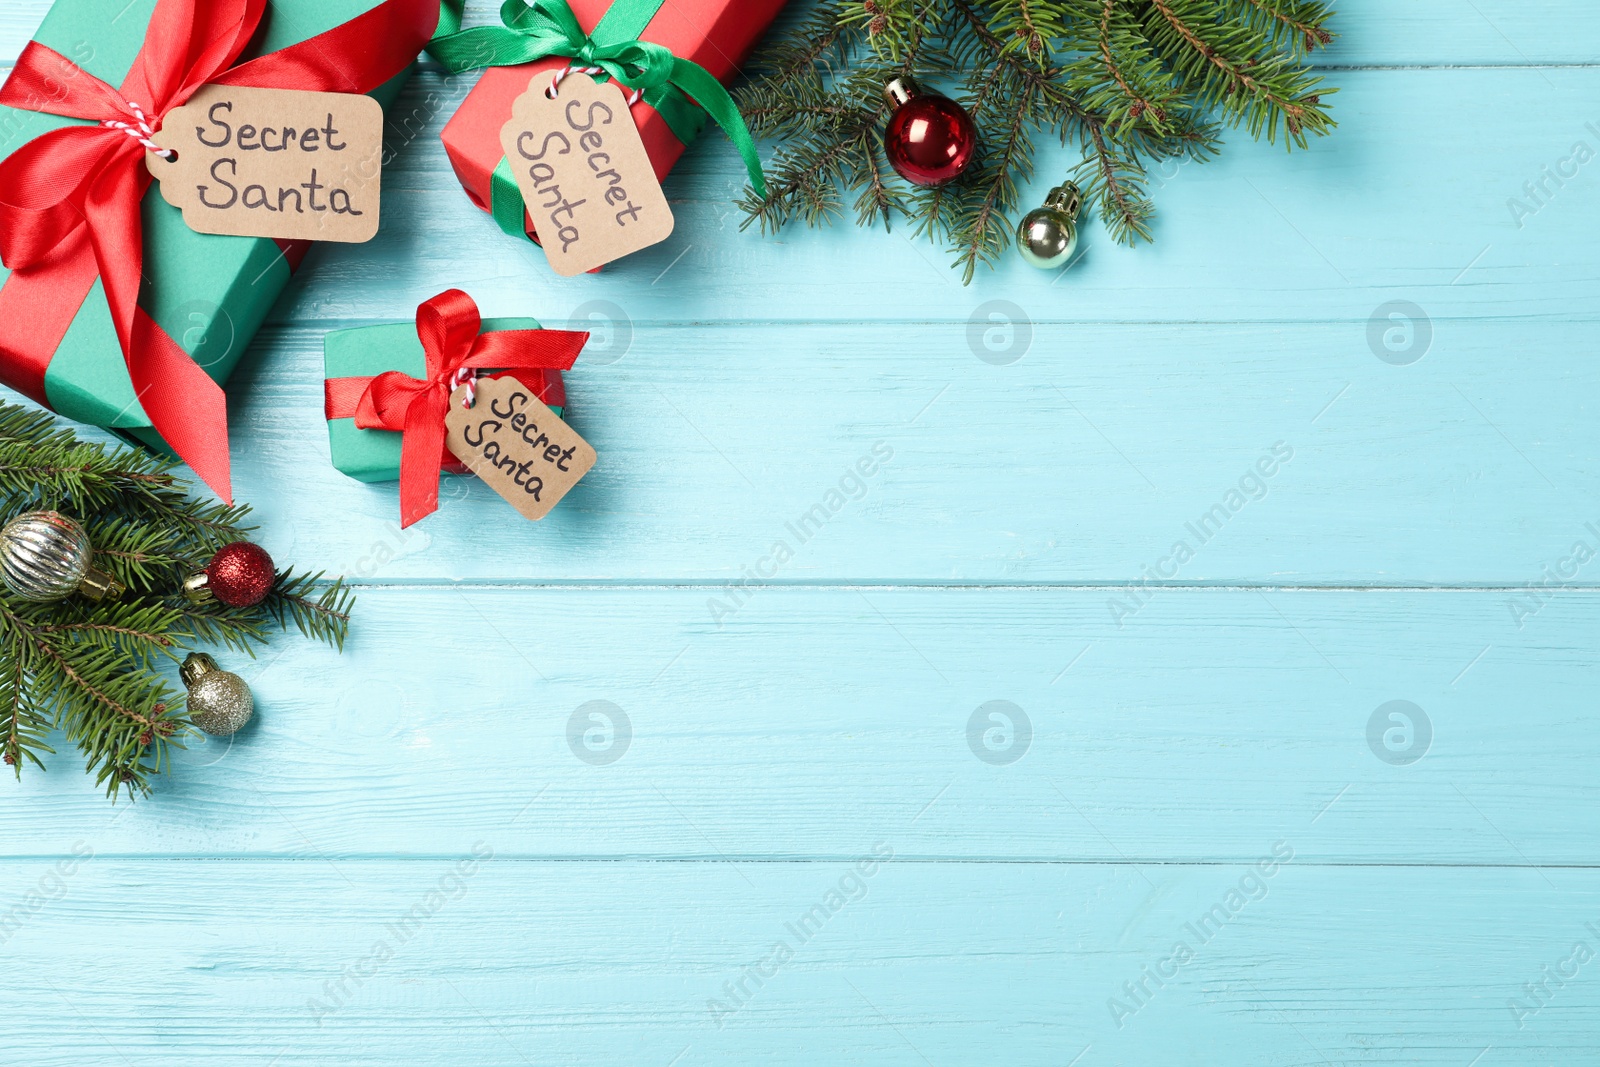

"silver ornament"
[1016, 182, 1083, 270]
[181, 653, 254, 737]
[0, 511, 124, 602]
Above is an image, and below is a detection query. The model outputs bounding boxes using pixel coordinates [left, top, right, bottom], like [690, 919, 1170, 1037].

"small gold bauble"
[181, 653, 254, 737]
[1016, 182, 1084, 270]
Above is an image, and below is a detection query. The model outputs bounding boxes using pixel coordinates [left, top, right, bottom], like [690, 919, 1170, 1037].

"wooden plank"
[2, 858, 1597, 1064]
[1337, 1, 1600, 65]
[0, 4, 1592, 1062]
[6, 51, 1596, 326]
[5, 0, 1600, 68]
[0, 586, 1594, 863]
[211, 316, 1600, 584]
[275, 65, 1600, 325]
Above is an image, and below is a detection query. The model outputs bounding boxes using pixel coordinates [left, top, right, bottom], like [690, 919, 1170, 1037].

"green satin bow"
[429, 0, 766, 242]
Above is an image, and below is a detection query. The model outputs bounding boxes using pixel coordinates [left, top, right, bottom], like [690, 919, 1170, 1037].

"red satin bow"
[343, 289, 588, 528]
[0, 0, 443, 502]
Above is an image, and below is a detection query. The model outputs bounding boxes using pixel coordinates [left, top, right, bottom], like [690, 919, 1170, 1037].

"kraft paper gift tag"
[499, 71, 674, 275]
[444, 375, 597, 521]
[149, 84, 383, 243]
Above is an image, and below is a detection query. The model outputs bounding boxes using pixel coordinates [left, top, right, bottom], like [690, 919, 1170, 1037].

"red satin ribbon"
[323, 289, 588, 528]
[0, 0, 443, 502]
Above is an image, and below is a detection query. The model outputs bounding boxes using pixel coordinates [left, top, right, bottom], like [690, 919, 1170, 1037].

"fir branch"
[31, 637, 158, 731]
[1098, 1, 1154, 117]
[37, 618, 174, 648]
[0, 401, 354, 798]
[266, 570, 356, 652]
[737, 0, 1338, 279]
[1, 643, 52, 775]
[984, 0, 1068, 66]
[949, 78, 1038, 281]
[850, 125, 908, 228]
[165, 599, 275, 657]
[1071, 0, 1188, 137]
[1141, 0, 1334, 145]
[1234, 0, 1335, 54]
[1077, 120, 1154, 241]
[762, 0, 852, 92]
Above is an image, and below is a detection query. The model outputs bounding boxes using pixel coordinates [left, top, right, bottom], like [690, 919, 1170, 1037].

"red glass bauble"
[883, 80, 977, 187]
[206, 541, 276, 608]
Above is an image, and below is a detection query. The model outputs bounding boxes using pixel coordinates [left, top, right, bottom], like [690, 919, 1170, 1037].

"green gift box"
[0, 0, 430, 460]
[323, 319, 568, 483]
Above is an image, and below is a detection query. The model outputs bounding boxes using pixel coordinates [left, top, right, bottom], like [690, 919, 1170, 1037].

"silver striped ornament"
[0, 511, 123, 602]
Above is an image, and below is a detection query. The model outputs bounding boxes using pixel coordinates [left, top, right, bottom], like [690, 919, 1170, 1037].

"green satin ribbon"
[429, 0, 765, 242]
[435, 0, 464, 35]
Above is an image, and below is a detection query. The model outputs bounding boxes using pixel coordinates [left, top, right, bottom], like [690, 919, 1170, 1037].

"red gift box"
[440, 0, 787, 239]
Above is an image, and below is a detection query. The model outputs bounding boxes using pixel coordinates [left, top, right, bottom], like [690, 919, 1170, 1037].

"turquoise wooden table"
[4, 2, 1600, 1063]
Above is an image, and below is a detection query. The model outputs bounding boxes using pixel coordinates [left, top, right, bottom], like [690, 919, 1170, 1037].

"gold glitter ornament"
[181, 653, 254, 737]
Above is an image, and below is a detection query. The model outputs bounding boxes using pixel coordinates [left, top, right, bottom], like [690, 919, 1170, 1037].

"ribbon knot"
[495, 0, 672, 90]
[345, 289, 589, 528]
[549, 66, 642, 106]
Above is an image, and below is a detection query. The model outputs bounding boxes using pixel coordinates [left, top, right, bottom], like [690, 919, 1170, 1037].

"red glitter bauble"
[205, 542, 276, 608]
[883, 80, 977, 187]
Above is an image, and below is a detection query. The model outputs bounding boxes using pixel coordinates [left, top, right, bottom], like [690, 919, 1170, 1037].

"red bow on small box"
[0, 0, 443, 502]
[324, 289, 589, 528]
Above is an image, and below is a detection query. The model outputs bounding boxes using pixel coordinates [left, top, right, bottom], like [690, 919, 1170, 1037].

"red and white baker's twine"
[545, 65, 643, 106]
[450, 366, 479, 408]
[101, 100, 174, 160]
